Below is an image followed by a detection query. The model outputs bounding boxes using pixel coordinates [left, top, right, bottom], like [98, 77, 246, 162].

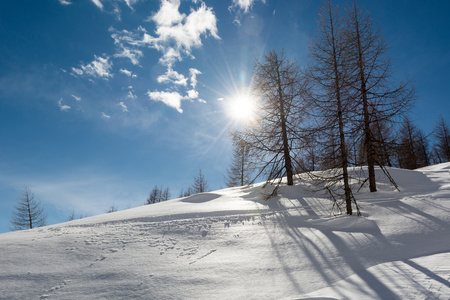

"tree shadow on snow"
[260, 194, 448, 299]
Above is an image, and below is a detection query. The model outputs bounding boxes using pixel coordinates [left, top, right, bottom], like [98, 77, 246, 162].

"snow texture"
[0, 164, 449, 299]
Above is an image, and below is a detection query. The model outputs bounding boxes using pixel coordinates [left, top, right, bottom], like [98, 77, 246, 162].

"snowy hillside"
[1, 164, 449, 300]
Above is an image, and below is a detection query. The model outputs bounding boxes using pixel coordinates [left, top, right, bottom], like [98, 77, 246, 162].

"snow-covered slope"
[1, 164, 449, 300]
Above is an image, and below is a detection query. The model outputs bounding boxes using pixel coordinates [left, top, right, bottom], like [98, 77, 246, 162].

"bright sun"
[226, 95, 256, 122]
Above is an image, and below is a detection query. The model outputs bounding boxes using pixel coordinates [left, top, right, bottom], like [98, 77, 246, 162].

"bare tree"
[433, 114, 450, 162]
[307, 0, 358, 215]
[68, 210, 76, 221]
[106, 204, 118, 213]
[344, 1, 415, 191]
[240, 50, 306, 186]
[225, 131, 255, 187]
[147, 185, 171, 204]
[10, 187, 47, 230]
[396, 117, 430, 169]
[192, 169, 209, 194]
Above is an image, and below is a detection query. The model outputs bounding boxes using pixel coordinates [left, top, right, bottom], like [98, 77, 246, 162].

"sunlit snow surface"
[1, 164, 449, 299]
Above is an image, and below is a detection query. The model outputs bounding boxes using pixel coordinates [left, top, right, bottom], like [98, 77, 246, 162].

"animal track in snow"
[40, 279, 70, 299]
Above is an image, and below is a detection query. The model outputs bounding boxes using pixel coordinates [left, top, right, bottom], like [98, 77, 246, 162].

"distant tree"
[225, 132, 255, 187]
[161, 186, 171, 201]
[106, 204, 118, 213]
[179, 186, 194, 198]
[433, 115, 450, 162]
[147, 186, 160, 204]
[396, 117, 430, 169]
[191, 169, 209, 194]
[68, 210, 76, 221]
[10, 187, 47, 230]
[146, 185, 171, 204]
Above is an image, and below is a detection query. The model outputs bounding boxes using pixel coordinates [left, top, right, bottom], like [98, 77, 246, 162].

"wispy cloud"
[230, 0, 264, 13]
[157, 67, 187, 86]
[100, 0, 219, 112]
[58, 98, 71, 111]
[147, 90, 184, 113]
[111, 1, 219, 67]
[72, 55, 113, 79]
[124, 0, 139, 9]
[119, 68, 137, 77]
[126, 90, 137, 99]
[91, 0, 104, 10]
[118, 102, 128, 112]
[0, 170, 146, 217]
[71, 94, 81, 101]
[101, 112, 111, 119]
[189, 68, 201, 88]
[113, 41, 143, 65]
[58, 0, 72, 5]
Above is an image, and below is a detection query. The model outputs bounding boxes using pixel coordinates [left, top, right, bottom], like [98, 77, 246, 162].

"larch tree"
[434, 114, 450, 162]
[344, 1, 415, 191]
[147, 186, 171, 204]
[396, 117, 430, 169]
[192, 169, 209, 194]
[307, 0, 358, 215]
[225, 132, 255, 187]
[10, 187, 47, 231]
[240, 50, 306, 187]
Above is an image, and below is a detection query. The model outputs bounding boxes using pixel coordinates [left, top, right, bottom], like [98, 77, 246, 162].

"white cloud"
[124, 0, 139, 9]
[187, 89, 198, 99]
[150, 0, 185, 26]
[147, 90, 184, 113]
[71, 67, 83, 76]
[198, 98, 206, 103]
[71, 94, 81, 101]
[58, 98, 71, 111]
[118, 102, 128, 112]
[217, 97, 224, 101]
[230, 0, 264, 13]
[114, 44, 143, 65]
[109, 1, 219, 113]
[189, 68, 201, 88]
[58, 0, 72, 5]
[73, 55, 113, 79]
[157, 67, 187, 86]
[112, 1, 219, 67]
[119, 68, 137, 77]
[154, 2, 220, 66]
[126, 90, 137, 99]
[91, 0, 104, 10]
[101, 112, 111, 119]
[120, 68, 132, 76]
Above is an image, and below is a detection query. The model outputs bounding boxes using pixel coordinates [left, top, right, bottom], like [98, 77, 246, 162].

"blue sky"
[1, 0, 449, 233]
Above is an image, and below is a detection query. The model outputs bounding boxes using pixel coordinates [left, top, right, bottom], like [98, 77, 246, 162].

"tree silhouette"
[10, 187, 47, 230]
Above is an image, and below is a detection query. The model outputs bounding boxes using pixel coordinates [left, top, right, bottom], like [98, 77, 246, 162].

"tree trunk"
[277, 65, 294, 186]
[354, 3, 376, 192]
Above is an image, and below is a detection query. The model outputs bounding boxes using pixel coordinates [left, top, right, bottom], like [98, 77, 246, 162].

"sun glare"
[226, 95, 256, 122]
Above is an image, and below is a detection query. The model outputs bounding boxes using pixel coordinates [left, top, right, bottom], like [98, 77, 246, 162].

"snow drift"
[0, 164, 449, 299]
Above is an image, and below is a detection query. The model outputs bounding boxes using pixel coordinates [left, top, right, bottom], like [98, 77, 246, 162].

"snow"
[0, 164, 449, 299]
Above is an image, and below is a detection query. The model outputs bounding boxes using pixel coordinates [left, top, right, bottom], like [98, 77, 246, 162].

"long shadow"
[381, 200, 449, 231]
[403, 258, 450, 288]
[261, 196, 365, 298]
[320, 229, 401, 300]
[263, 196, 400, 299]
[263, 188, 450, 299]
